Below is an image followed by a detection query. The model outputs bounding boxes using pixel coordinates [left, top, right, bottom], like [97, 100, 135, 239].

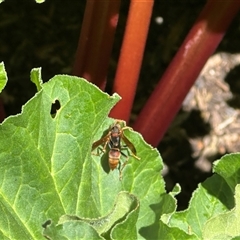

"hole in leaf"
[50, 99, 61, 118]
[42, 219, 52, 228]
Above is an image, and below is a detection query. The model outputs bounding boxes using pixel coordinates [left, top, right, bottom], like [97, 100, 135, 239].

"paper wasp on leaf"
[91, 120, 140, 179]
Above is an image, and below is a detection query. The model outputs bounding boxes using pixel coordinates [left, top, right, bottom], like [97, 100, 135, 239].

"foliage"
[0, 63, 239, 239]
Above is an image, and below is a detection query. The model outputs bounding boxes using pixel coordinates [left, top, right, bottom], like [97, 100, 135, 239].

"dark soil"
[1, 0, 240, 210]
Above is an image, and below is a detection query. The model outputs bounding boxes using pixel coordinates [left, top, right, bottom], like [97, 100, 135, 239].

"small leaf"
[170, 183, 181, 197]
[203, 184, 240, 240]
[30, 67, 43, 91]
[0, 62, 7, 93]
[213, 153, 240, 192]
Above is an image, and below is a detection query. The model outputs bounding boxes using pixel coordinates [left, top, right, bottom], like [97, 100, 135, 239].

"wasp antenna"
[121, 126, 133, 131]
[113, 119, 126, 126]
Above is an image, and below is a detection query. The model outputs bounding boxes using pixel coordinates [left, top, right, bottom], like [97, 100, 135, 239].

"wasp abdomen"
[108, 148, 121, 170]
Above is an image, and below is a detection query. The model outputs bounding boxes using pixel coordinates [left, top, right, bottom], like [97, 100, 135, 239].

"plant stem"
[109, 0, 154, 122]
[72, 0, 120, 90]
[133, 0, 240, 147]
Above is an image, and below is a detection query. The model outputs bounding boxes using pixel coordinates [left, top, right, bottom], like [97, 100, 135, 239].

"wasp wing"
[91, 134, 110, 151]
[121, 133, 140, 160]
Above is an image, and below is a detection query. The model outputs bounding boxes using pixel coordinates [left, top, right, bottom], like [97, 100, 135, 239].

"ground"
[0, 0, 240, 209]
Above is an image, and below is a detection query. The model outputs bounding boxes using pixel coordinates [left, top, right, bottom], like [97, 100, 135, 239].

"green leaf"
[110, 201, 139, 240]
[30, 67, 43, 91]
[213, 153, 240, 192]
[156, 185, 196, 240]
[43, 221, 104, 240]
[157, 153, 240, 239]
[0, 75, 120, 239]
[4, 69, 240, 239]
[0, 62, 8, 93]
[203, 184, 240, 240]
[63, 191, 139, 235]
[163, 174, 233, 239]
[44, 191, 139, 239]
[158, 222, 197, 240]
[0, 74, 165, 239]
[138, 183, 180, 239]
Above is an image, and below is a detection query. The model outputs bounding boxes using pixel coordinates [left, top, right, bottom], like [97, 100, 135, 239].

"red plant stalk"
[133, 0, 240, 147]
[109, 0, 154, 122]
[72, 0, 120, 90]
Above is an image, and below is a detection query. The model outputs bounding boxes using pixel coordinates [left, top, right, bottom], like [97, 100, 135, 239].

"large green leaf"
[158, 153, 240, 239]
[2, 64, 240, 239]
[43, 191, 140, 239]
[0, 73, 165, 239]
[165, 174, 233, 238]
[203, 184, 240, 240]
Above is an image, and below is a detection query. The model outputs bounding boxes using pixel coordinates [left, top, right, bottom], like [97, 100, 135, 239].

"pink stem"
[133, 0, 240, 147]
[72, 0, 120, 90]
[109, 0, 154, 122]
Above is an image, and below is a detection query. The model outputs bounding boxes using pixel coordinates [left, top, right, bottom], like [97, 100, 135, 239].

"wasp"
[91, 121, 140, 179]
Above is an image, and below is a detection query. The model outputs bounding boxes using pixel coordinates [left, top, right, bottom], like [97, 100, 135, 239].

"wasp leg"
[118, 151, 129, 180]
[119, 159, 129, 180]
[91, 146, 105, 156]
[130, 153, 140, 160]
[91, 136, 110, 156]
[121, 145, 141, 161]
